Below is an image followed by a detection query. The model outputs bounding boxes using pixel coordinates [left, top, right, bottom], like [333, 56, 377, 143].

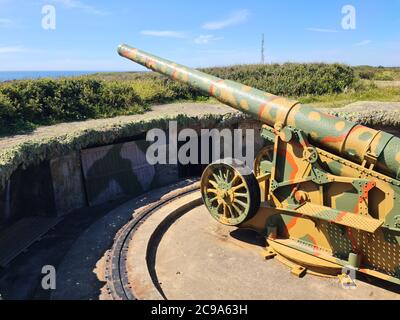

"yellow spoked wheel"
[254, 145, 274, 176]
[201, 159, 260, 226]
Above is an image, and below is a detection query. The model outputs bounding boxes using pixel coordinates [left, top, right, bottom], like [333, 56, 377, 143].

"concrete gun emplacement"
[119, 43, 400, 285]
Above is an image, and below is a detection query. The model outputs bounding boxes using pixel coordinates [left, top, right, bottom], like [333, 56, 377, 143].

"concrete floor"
[0, 197, 128, 300]
[0, 180, 196, 300]
[154, 206, 400, 300]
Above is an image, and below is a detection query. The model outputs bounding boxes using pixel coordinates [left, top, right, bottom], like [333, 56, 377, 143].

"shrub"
[358, 70, 375, 80]
[374, 71, 395, 81]
[201, 63, 355, 96]
[0, 78, 146, 135]
[0, 92, 16, 128]
[130, 78, 201, 104]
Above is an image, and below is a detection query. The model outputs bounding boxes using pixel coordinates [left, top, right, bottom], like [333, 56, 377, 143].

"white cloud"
[48, 0, 108, 15]
[194, 35, 223, 45]
[0, 18, 13, 27]
[354, 40, 372, 46]
[140, 30, 187, 38]
[306, 27, 338, 33]
[202, 9, 249, 30]
[0, 46, 26, 54]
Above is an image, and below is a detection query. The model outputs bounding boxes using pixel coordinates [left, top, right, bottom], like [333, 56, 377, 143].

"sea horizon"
[0, 70, 117, 82]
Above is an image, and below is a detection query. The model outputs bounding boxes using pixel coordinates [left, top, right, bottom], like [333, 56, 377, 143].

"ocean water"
[0, 71, 101, 82]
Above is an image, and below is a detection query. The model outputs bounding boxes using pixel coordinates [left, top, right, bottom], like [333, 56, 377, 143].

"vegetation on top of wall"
[329, 109, 400, 128]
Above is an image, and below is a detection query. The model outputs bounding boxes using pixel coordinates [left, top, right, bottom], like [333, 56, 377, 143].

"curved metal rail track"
[104, 183, 200, 300]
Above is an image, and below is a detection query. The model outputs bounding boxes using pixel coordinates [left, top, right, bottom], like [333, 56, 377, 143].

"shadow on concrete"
[0, 179, 198, 300]
[230, 228, 267, 248]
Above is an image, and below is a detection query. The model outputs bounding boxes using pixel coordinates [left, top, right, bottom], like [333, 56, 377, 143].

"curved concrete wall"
[0, 115, 265, 231]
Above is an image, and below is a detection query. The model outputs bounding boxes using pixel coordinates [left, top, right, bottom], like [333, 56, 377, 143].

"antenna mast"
[261, 33, 265, 64]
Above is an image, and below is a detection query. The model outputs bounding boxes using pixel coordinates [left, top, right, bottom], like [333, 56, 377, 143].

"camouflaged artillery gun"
[118, 44, 400, 285]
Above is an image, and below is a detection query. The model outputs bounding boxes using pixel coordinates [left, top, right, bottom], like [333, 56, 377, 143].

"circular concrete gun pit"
[103, 189, 399, 300]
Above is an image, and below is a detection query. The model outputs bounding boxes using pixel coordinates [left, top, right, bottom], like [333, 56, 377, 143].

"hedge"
[0, 78, 147, 135]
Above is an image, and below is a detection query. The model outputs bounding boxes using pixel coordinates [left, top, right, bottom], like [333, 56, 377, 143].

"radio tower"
[261, 33, 265, 64]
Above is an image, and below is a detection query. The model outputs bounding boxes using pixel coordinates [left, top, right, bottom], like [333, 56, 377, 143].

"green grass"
[354, 66, 400, 81]
[299, 85, 400, 108]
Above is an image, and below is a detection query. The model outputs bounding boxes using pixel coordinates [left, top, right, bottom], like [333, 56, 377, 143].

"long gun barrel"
[118, 44, 400, 180]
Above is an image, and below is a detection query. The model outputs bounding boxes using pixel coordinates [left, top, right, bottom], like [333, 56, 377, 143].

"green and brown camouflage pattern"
[118, 44, 400, 285]
[252, 125, 400, 284]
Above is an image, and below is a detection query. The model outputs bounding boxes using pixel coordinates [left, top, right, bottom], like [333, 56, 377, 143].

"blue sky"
[0, 0, 399, 70]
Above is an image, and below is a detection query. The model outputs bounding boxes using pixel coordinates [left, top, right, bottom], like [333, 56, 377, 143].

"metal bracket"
[291, 265, 307, 278]
[262, 247, 277, 260]
[338, 273, 357, 289]
[260, 125, 276, 143]
[362, 130, 394, 170]
[363, 151, 378, 170]
[270, 179, 279, 192]
[303, 147, 318, 164]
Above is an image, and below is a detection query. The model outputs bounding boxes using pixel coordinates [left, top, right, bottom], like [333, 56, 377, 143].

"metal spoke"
[230, 174, 240, 186]
[208, 179, 218, 189]
[231, 203, 241, 217]
[212, 173, 221, 184]
[209, 196, 218, 202]
[234, 198, 248, 208]
[218, 169, 224, 182]
[226, 204, 234, 218]
[207, 188, 218, 194]
[232, 183, 246, 191]
[216, 202, 223, 213]
[221, 168, 226, 182]
[234, 192, 249, 198]
[223, 204, 230, 218]
[225, 168, 231, 183]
